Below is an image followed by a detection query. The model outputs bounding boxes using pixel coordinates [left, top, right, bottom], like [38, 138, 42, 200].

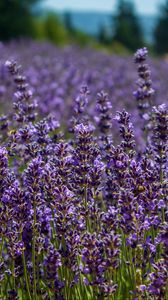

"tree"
[0, 0, 40, 41]
[64, 11, 75, 34]
[154, 0, 168, 54]
[44, 13, 68, 45]
[113, 0, 144, 51]
[98, 24, 109, 45]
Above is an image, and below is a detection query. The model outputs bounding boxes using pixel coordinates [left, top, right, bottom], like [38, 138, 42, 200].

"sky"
[43, 0, 164, 15]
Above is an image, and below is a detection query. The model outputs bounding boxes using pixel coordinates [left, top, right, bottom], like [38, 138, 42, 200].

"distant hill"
[59, 11, 157, 44]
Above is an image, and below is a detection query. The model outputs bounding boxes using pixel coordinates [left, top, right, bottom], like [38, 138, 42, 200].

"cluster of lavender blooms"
[0, 44, 168, 300]
[1, 41, 168, 146]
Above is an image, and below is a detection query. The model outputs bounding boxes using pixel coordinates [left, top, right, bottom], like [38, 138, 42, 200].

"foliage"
[0, 0, 39, 40]
[110, 41, 130, 55]
[154, 0, 168, 54]
[44, 13, 68, 45]
[113, 0, 144, 51]
[63, 11, 75, 34]
[98, 24, 110, 45]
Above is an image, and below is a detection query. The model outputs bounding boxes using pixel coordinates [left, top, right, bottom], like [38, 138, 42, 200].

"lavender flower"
[5, 60, 37, 124]
[115, 110, 135, 157]
[0, 44, 167, 300]
[133, 47, 155, 141]
[96, 91, 113, 154]
[134, 47, 155, 114]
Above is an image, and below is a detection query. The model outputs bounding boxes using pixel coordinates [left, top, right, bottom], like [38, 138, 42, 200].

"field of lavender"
[0, 42, 167, 300]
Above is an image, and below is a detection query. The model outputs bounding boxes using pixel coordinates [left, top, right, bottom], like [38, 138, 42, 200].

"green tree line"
[0, 0, 168, 55]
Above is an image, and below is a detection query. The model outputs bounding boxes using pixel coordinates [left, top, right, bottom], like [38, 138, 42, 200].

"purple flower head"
[134, 47, 148, 63]
[5, 60, 20, 75]
[74, 85, 90, 114]
[133, 47, 155, 138]
[75, 123, 94, 136]
[0, 147, 8, 169]
[96, 91, 112, 134]
[114, 110, 135, 157]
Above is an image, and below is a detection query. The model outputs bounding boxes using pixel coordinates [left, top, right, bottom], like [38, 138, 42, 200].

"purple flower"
[134, 47, 148, 63]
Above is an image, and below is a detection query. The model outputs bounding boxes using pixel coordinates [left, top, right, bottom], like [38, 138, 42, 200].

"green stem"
[12, 257, 15, 290]
[22, 252, 32, 300]
[160, 152, 165, 223]
[32, 200, 37, 300]
[0, 236, 4, 259]
[0, 236, 4, 297]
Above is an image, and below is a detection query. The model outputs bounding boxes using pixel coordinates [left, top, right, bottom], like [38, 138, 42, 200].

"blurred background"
[0, 0, 168, 55]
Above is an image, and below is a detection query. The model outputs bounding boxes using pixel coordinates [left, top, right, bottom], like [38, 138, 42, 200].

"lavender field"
[0, 42, 167, 300]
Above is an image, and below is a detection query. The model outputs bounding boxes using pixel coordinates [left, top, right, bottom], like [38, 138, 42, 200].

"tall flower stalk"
[0, 46, 167, 300]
